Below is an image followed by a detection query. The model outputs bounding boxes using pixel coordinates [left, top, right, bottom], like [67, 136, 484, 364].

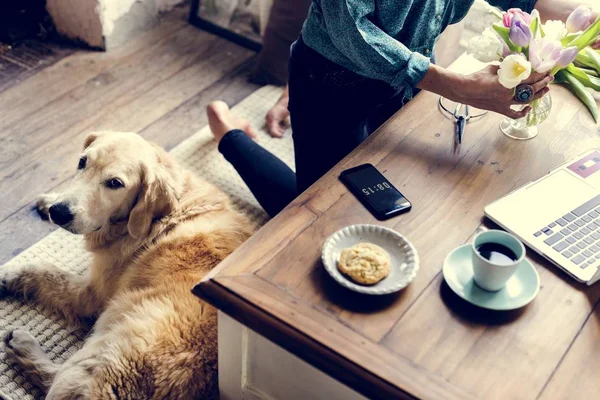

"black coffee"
[476, 243, 518, 265]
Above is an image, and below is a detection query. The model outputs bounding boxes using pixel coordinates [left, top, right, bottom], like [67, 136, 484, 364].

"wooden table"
[194, 57, 600, 400]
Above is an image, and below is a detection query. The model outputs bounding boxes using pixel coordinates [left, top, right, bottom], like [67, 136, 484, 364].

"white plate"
[321, 224, 419, 295]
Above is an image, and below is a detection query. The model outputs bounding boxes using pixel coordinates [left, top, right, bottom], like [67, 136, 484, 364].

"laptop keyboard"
[534, 194, 600, 270]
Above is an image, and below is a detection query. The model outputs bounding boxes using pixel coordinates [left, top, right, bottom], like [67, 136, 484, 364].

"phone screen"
[340, 164, 411, 220]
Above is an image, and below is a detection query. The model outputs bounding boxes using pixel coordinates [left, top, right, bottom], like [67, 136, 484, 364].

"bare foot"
[207, 101, 258, 141]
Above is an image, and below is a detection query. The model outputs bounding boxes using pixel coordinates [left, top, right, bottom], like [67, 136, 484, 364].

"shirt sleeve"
[319, 0, 430, 92]
[486, 0, 537, 12]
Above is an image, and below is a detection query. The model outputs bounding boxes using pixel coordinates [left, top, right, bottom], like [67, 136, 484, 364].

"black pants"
[219, 37, 409, 217]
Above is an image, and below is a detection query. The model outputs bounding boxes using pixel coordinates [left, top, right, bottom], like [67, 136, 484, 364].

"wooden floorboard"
[0, 7, 262, 264]
[0, 7, 188, 135]
[0, 40, 74, 94]
[141, 58, 261, 150]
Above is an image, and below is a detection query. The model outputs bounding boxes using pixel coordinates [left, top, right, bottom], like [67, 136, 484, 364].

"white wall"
[47, 0, 186, 50]
[47, 0, 104, 48]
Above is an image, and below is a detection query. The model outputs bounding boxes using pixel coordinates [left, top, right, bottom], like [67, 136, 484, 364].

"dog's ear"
[127, 163, 178, 239]
[83, 133, 100, 149]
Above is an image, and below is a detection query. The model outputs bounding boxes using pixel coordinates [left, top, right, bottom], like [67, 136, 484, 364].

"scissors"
[439, 97, 487, 151]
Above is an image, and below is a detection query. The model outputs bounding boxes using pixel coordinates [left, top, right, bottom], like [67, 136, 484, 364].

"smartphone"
[339, 164, 411, 220]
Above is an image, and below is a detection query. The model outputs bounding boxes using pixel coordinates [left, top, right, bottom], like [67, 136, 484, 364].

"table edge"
[193, 278, 420, 400]
[193, 273, 485, 400]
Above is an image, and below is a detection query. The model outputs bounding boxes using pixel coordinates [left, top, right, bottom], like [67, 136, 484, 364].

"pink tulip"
[529, 37, 562, 73]
[566, 5, 594, 33]
[510, 15, 533, 47]
[556, 46, 579, 68]
[503, 8, 532, 28]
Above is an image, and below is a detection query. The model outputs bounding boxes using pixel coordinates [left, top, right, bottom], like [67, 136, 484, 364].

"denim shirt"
[302, 0, 536, 98]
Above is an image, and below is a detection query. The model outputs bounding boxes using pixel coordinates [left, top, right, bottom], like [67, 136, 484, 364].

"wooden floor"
[0, 6, 261, 264]
[0, 40, 74, 93]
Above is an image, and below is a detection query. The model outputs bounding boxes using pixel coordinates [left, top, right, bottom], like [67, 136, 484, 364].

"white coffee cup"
[471, 230, 526, 292]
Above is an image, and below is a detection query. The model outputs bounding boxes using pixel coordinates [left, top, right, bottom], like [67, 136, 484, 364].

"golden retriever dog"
[0, 132, 254, 399]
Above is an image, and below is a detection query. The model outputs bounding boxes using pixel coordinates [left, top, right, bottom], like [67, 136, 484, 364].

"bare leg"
[4, 330, 59, 392]
[207, 101, 258, 141]
[0, 263, 100, 323]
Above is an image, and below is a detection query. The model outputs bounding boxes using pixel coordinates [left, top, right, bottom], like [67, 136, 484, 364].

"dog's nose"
[49, 203, 73, 226]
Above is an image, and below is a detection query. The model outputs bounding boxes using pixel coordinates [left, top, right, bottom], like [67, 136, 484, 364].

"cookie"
[337, 242, 391, 285]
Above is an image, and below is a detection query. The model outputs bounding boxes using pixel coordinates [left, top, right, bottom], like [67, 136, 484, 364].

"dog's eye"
[105, 178, 125, 190]
[78, 156, 87, 170]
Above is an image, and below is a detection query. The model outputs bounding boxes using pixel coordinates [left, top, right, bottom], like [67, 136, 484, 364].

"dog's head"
[46, 132, 181, 238]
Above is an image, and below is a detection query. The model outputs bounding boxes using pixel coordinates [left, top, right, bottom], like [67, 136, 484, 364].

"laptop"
[485, 150, 600, 285]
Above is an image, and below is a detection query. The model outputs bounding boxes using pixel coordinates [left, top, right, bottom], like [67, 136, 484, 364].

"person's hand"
[266, 102, 290, 137]
[265, 87, 290, 138]
[459, 65, 553, 119]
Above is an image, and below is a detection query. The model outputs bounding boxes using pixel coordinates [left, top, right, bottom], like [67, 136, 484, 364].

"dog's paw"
[34, 193, 59, 221]
[0, 264, 35, 298]
[4, 329, 44, 361]
[0, 267, 15, 298]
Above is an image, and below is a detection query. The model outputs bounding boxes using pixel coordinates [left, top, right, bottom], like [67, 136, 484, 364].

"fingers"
[522, 71, 547, 85]
[506, 106, 531, 119]
[530, 86, 550, 102]
[530, 75, 554, 93]
[265, 108, 290, 138]
[510, 76, 553, 105]
[485, 64, 500, 74]
[267, 118, 285, 138]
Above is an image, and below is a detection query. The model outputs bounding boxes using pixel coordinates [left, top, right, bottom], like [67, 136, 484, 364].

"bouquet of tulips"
[467, 5, 600, 123]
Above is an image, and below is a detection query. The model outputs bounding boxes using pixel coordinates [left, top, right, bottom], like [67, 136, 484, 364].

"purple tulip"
[566, 5, 594, 33]
[510, 16, 533, 47]
[556, 46, 580, 68]
[529, 37, 562, 73]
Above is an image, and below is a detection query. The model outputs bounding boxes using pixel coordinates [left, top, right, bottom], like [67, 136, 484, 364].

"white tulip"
[467, 28, 504, 63]
[543, 20, 568, 41]
[497, 54, 532, 89]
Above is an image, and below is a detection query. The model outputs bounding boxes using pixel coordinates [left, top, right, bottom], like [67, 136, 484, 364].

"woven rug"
[0, 85, 292, 399]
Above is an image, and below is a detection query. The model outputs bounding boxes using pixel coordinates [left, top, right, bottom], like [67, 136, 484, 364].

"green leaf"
[585, 47, 600, 73]
[492, 24, 519, 52]
[562, 33, 580, 46]
[553, 72, 567, 84]
[579, 67, 599, 77]
[576, 52, 598, 71]
[539, 24, 546, 38]
[568, 16, 600, 50]
[530, 17, 539, 39]
[566, 65, 600, 91]
[556, 70, 599, 122]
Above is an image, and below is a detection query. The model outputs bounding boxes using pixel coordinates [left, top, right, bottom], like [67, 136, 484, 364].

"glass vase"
[500, 94, 553, 140]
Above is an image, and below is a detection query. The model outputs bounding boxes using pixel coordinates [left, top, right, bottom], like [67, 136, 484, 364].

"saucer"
[442, 244, 540, 311]
[321, 224, 419, 295]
